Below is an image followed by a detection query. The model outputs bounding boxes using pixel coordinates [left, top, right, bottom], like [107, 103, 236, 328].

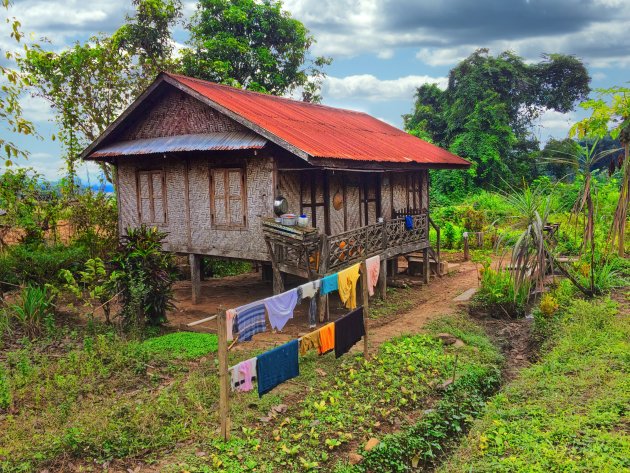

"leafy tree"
[541, 138, 580, 180]
[112, 0, 182, 76]
[21, 0, 181, 184]
[0, 0, 38, 165]
[404, 49, 590, 193]
[182, 0, 330, 100]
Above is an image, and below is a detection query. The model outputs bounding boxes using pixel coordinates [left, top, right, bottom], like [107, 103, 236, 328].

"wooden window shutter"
[138, 170, 166, 224]
[211, 167, 247, 229]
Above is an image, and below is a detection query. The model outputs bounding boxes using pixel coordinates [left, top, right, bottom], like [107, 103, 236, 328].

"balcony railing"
[263, 213, 430, 281]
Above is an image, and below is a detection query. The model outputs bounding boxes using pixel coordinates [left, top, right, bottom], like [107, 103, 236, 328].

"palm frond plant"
[541, 139, 621, 293]
[497, 181, 555, 297]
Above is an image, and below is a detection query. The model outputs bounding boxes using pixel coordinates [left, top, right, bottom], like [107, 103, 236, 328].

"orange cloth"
[318, 323, 335, 355]
[337, 263, 361, 309]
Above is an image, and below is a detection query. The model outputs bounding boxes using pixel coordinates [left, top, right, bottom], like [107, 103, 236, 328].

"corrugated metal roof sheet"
[90, 132, 267, 158]
[166, 73, 470, 167]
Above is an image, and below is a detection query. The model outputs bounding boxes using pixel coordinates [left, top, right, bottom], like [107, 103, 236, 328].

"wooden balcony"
[262, 213, 431, 290]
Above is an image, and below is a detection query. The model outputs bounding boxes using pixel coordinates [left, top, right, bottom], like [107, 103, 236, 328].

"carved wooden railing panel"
[264, 213, 430, 278]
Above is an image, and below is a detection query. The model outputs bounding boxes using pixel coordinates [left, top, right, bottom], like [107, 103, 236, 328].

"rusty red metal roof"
[165, 73, 469, 168]
[90, 132, 266, 158]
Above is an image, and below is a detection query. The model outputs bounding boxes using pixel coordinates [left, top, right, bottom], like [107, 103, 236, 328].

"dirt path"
[366, 261, 479, 348]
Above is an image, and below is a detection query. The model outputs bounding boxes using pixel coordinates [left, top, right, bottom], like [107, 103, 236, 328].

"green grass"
[369, 287, 415, 319]
[440, 296, 630, 473]
[141, 332, 218, 360]
[165, 314, 502, 472]
[0, 308, 501, 472]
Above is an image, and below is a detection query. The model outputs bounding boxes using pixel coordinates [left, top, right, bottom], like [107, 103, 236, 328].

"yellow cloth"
[299, 329, 321, 356]
[318, 323, 335, 355]
[337, 263, 361, 309]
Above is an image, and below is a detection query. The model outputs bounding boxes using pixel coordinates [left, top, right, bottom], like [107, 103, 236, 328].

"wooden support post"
[317, 292, 327, 323]
[422, 247, 430, 284]
[377, 256, 387, 300]
[463, 233, 470, 261]
[217, 311, 230, 440]
[189, 253, 201, 305]
[360, 261, 370, 361]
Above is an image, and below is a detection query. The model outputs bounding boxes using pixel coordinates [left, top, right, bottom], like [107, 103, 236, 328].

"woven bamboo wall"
[391, 173, 407, 211]
[121, 89, 247, 140]
[278, 172, 301, 215]
[118, 155, 274, 260]
[381, 172, 393, 218]
[345, 173, 361, 229]
[328, 172, 345, 235]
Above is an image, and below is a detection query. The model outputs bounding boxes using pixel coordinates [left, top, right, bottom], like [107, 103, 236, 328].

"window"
[138, 170, 166, 224]
[210, 167, 247, 229]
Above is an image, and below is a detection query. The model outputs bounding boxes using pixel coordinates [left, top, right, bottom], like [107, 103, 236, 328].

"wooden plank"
[378, 256, 387, 299]
[422, 247, 430, 284]
[217, 311, 230, 440]
[189, 253, 201, 305]
[360, 261, 370, 361]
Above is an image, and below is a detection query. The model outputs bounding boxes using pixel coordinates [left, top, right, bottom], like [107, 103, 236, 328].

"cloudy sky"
[3, 0, 630, 181]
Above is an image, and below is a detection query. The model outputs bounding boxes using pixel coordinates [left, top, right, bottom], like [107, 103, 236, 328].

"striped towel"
[235, 302, 266, 342]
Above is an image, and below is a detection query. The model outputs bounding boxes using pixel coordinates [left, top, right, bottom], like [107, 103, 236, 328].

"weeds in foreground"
[441, 295, 630, 472]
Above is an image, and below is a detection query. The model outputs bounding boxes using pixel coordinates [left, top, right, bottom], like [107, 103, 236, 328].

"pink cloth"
[366, 255, 380, 296]
[231, 357, 257, 392]
[226, 309, 237, 341]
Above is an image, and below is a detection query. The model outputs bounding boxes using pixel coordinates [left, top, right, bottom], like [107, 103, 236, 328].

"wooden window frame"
[137, 169, 167, 225]
[209, 166, 248, 230]
[299, 171, 328, 232]
[359, 173, 381, 226]
[405, 172, 422, 211]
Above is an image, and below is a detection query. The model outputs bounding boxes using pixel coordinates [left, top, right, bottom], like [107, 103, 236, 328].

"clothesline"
[215, 258, 375, 441]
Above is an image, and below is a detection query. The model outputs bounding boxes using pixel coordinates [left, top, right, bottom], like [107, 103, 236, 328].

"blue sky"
[2, 0, 630, 181]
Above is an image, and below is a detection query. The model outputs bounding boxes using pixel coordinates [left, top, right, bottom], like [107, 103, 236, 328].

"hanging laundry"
[235, 302, 266, 342]
[226, 308, 237, 341]
[405, 215, 413, 230]
[299, 280, 321, 327]
[337, 263, 361, 309]
[299, 329, 321, 356]
[321, 273, 338, 295]
[264, 288, 298, 331]
[299, 280, 320, 299]
[231, 357, 257, 392]
[256, 339, 299, 397]
[334, 306, 365, 358]
[318, 322, 335, 355]
[365, 255, 380, 297]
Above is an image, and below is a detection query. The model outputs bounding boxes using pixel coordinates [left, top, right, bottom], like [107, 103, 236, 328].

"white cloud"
[19, 94, 55, 123]
[533, 109, 576, 143]
[324, 74, 447, 102]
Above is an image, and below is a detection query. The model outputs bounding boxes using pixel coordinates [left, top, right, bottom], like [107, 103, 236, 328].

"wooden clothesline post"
[217, 310, 230, 440]
[360, 260, 370, 361]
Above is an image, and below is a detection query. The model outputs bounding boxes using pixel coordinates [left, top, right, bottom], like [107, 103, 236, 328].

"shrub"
[204, 257, 252, 278]
[113, 226, 177, 326]
[0, 243, 89, 290]
[473, 265, 530, 318]
[5, 285, 55, 338]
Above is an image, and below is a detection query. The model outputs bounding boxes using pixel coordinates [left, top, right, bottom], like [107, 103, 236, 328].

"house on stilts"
[81, 72, 470, 312]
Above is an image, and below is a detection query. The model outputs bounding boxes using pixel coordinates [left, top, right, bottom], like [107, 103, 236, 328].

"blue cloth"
[256, 339, 299, 397]
[321, 274, 338, 295]
[405, 215, 413, 230]
[235, 302, 266, 342]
